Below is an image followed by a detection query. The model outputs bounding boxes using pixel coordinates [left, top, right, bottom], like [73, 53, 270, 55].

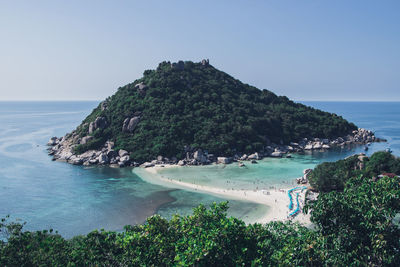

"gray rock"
[247, 153, 260, 160]
[270, 151, 283, 157]
[47, 137, 58, 146]
[217, 157, 231, 164]
[107, 150, 116, 159]
[122, 117, 140, 133]
[97, 153, 109, 164]
[106, 141, 114, 150]
[88, 122, 95, 134]
[135, 82, 148, 90]
[89, 117, 107, 134]
[193, 149, 207, 163]
[69, 156, 83, 165]
[100, 101, 108, 111]
[313, 142, 322, 149]
[119, 155, 130, 164]
[80, 136, 93, 145]
[141, 162, 154, 168]
[118, 149, 129, 157]
[201, 59, 209, 66]
[304, 144, 313, 150]
[177, 160, 186, 166]
[89, 159, 99, 164]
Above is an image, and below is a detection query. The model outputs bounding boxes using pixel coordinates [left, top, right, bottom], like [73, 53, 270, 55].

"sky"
[0, 0, 399, 101]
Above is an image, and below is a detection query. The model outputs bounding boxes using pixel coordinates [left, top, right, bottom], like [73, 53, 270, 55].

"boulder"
[106, 150, 117, 159]
[89, 159, 99, 164]
[247, 153, 260, 160]
[304, 144, 313, 150]
[97, 153, 109, 164]
[78, 150, 96, 160]
[69, 156, 83, 165]
[322, 144, 330, 149]
[106, 141, 114, 150]
[100, 101, 108, 111]
[217, 157, 231, 164]
[270, 151, 283, 157]
[119, 149, 129, 157]
[240, 154, 248, 161]
[177, 160, 186, 166]
[119, 155, 130, 164]
[89, 117, 107, 134]
[122, 117, 140, 133]
[313, 142, 322, 149]
[201, 59, 209, 66]
[135, 82, 148, 90]
[47, 137, 58, 146]
[80, 136, 93, 145]
[303, 168, 312, 175]
[193, 149, 207, 163]
[141, 162, 154, 168]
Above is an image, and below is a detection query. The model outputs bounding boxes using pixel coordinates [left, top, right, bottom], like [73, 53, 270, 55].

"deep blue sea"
[0, 101, 399, 237]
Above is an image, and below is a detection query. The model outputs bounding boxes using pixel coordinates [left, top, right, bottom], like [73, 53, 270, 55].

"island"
[47, 60, 382, 167]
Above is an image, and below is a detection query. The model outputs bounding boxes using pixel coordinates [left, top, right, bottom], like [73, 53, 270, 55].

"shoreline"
[47, 128, 384, 168]
[134, 164, 311, 225]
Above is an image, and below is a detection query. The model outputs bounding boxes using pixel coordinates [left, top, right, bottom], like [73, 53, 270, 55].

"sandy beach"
[136, 164, 311, 225]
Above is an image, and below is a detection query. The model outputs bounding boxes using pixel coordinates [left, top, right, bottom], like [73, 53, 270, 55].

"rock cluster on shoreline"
[47, 128, 384, 168]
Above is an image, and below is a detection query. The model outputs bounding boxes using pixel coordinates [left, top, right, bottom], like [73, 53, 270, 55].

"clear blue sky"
[1, 1, 399, 101]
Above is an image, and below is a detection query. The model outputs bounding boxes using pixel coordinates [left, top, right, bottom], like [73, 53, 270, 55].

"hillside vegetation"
[72, 60, 356, 162]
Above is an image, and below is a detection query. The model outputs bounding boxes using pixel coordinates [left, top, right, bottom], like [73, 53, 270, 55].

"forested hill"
[72, 60, 356, 162]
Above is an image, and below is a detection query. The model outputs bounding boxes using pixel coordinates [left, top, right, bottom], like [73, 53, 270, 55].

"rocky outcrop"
[247, 152, 260, 160]
[201, 59, 209, 66]
[193, 149, 207, 164]
[135, 82, 148, 90]
[122, 117, 140, 133]
[47, 137, 59, 146]
[47, 134, 135, 167]
[297, 169, 312, 184]
[100, 101, 108, 111]
[80, 136, 93, 145]
[89, 117, 107, 134]
[48, 127, 383, 168]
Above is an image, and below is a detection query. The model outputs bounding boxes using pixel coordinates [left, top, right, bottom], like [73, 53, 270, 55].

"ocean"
[0, 101, 399, 237]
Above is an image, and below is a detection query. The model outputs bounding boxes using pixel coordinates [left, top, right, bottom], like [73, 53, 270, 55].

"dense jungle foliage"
[1, 152, 400, 266]
[309, 151, 400, 192]
[73, 61, 357, 162]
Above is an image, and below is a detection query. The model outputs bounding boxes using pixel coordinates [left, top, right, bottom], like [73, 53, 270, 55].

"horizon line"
[1, 99, 400, 103]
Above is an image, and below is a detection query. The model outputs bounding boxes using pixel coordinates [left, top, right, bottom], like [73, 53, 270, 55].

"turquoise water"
[0, 101, 399, 237]
[0, 102, 266, 237]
